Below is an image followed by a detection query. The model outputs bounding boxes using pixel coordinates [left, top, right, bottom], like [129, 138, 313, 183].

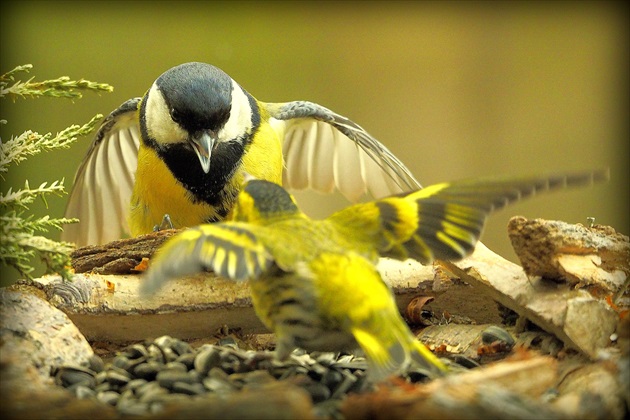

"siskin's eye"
[170, 108, 182, 124]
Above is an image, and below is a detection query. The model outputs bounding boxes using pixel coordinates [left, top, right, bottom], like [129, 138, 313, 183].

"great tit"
[62, 62, 420, 246]
[140, 169, 608, 381]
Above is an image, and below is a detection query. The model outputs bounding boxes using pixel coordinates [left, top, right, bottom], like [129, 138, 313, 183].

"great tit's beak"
[190, 131, 216, 174]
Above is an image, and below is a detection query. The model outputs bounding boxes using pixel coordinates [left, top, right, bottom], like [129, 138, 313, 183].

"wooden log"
[507, 217, 629, 296]
[36, 219, 625, 361]
[152, 381, 315, 419]
[0, 288, 117, 419]
[551, 362, 627, 420]
[25, 250, 512, 343]
[0, 288, 95, 386]
[70, 229, 179, 274]
[443, 243, 618, 359]
[342, 356, 563, 419]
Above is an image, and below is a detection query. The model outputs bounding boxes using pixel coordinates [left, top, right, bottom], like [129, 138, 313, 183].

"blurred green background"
[1, 1, 628, 286]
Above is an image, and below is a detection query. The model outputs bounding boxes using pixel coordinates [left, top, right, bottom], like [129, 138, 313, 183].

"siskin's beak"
[190, 131, 216, 174]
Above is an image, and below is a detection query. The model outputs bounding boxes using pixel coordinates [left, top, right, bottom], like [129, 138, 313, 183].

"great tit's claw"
[153, 214, 174, 232]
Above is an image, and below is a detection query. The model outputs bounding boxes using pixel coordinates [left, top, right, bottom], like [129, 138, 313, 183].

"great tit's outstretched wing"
[62, 98, 141, 246]
[267, 101, 421, 203]
[63, 98, 422, 247]
[328, 170, 609, 264]
[139, 223, 274, 297]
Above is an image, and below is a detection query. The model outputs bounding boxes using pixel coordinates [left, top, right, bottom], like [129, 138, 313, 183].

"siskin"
[140, 169, 609, 382]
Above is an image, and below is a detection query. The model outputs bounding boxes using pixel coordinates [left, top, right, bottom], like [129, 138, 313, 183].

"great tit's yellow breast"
[239, 113, 284, 185]
[130, 144, 219, 235]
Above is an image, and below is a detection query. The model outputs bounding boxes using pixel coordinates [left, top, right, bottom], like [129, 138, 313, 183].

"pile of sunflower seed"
[52, 335, 435, 418]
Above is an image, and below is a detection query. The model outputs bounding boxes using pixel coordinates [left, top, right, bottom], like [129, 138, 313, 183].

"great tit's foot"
[153, 214, 174, 232]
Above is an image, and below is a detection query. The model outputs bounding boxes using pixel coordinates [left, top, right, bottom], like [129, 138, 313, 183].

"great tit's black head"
[233, 179, 300, 224]
[141, 62, 258, 174]
[157, 62, 232, 133]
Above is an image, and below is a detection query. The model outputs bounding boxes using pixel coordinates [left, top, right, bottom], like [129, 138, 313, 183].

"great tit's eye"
[170, 108, 182, 124]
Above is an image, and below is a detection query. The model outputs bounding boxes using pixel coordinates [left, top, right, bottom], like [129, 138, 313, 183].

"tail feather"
[351, 327, 404, 382]
[352, 320, 447, 382]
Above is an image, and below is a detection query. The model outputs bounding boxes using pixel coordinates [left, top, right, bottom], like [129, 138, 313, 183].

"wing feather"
[282, 123, 309, 190]
[329, 170, 609, 264]
[333, 125, 367, 202]
[269, 101, 421, 202]
[61, 99, 141, 246]
[140, 223, 274, 297]
[306, 122, 335, 193]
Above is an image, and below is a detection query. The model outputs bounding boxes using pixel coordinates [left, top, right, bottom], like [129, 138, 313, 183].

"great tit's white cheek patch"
[145, 84, 188, 144]
[218, 81, 253, 143]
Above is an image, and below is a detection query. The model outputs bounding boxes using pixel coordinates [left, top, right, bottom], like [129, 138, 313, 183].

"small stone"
[134, 361, 162, 381]
[54, 365, 96, 388]
[97, 390, 121, 406]
[73, 384, 96, 399]
[105, 369, 132, 386]
[157, 369, 199, 389]
[176, 352, 196, 370]
[321, 369, 343, 391]
[124, 344, 149, 359]
[123, 378, 148, 393]
[88, 354, 105, 373]
[302, 381, 331, 403]
[164, 361, 188, 372]
[170, 339, 194, 356]
[194, 347, 222, 375]
[172, 382, 205, 395]
[137, 382, 169, 403]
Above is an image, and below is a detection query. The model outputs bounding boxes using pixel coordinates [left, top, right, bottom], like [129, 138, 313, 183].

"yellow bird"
[140, 169, 608, 382]
[62, 62, 420, 246]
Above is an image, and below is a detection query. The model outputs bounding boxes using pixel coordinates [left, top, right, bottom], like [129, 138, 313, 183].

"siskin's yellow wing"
[328, 170, 609, 264]
[139, 223, 274, 297]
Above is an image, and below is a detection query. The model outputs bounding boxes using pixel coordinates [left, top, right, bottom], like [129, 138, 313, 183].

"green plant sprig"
[0, 115, 102, 178]
[1, 64, 111, 282]
[0, 64, 113, 100]
[1, 212, 76, 280]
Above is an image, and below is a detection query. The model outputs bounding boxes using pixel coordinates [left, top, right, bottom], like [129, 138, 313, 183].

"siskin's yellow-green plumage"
[140, 169, 608, 382]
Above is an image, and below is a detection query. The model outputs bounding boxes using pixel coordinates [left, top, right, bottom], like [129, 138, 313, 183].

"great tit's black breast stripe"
[243, 89, 261, 147]
[158, 140, 245, 209]
[139, 96, 151, 146]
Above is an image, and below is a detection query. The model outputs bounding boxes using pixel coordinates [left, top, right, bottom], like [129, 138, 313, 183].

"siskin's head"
[232, 179, 300, 224]
[140, 62, 256, 174]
